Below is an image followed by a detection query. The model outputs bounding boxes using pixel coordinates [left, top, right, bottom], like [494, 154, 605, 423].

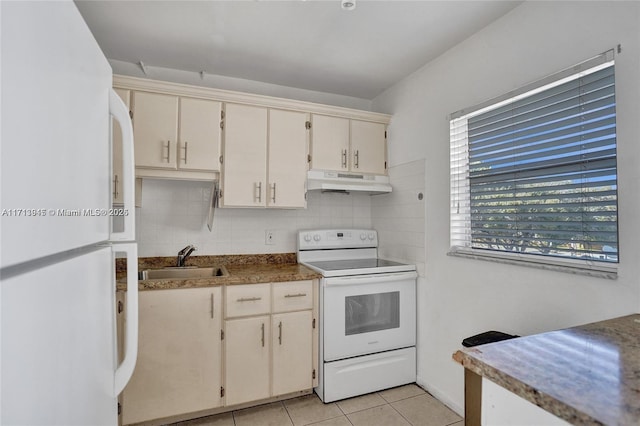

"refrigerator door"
[1, 247, 118, 425]
[1, 1, 113, 268]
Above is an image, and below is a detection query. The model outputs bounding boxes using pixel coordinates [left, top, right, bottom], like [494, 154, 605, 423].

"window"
[450, 51, 618, 274]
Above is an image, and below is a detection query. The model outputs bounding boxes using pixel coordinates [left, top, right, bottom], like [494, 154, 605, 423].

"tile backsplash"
[135, 179, 372, 257]
[371, 159, 426, 276]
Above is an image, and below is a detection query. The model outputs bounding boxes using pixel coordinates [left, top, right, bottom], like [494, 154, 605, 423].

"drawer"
[273, 280, 313, 313]
[225, 283, 271, 318]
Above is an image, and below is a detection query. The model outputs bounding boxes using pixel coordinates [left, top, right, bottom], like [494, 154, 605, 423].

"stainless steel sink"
[139, 266, 228, 280]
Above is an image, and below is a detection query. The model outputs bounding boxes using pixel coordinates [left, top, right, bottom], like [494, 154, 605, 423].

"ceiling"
[75, 1, 523, 100]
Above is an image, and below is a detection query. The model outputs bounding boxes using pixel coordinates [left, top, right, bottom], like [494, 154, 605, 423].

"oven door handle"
[324, 271, 417, 286]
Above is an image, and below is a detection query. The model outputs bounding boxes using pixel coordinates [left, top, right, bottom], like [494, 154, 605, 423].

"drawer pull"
[237, 297, 262, 302]
[284, 293, 307, 298]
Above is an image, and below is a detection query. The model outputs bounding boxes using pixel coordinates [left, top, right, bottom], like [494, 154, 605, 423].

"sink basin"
[139, 266, 228, 280]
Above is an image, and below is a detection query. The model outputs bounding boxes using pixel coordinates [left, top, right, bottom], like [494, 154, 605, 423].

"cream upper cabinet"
[132, 91, 179, 169]
[178, 97, 222, 172]
[112, 88, 130, 204]
[272, 310, 313, 396]
[350, 120, 387, 175]
[220, 105, 308, 208]
[310, 115, 350, 171]
[220, 103, 268, 207]
[310, 115, 387, 175]
[114, 75, 391, 183]
[121, 287, 223, 425]
[268, 109, 309, 208]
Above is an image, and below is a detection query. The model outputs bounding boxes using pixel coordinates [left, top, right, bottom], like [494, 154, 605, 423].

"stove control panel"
[298, 229, 378, 250]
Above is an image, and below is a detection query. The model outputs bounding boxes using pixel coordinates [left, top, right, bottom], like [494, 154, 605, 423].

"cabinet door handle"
[341, 149, 347, 168]
[354, 150, 359, 169]
[210, 293, 214, 319]
[271, 182, 277, 204]
[284, 293, 307, 298]
[183, 141, 188, 164]
[113, 175, 119, 200]
[278, 321, 282, 345]
[237, 297, 262, 302]
[255, 182, 262, 203]
[164, 140, 171, 163]
[261, 323, 265, 347]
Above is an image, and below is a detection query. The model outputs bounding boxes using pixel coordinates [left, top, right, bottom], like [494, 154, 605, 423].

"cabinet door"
[112, 88, 130, 204]
[221, 104, 267, 207]
[132, 91, 178, 169]
[272, 311, 313, 396]
[179, 97, 222, 172]
[310, 114, 350, 171]
[224, 316, 271, 405]
[350, 120, 387, 175]
[122, 287, 223, 425]
[268, 109, 308, 208]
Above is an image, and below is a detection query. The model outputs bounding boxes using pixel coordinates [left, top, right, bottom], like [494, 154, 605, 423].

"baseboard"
[416, 374, 464, 417]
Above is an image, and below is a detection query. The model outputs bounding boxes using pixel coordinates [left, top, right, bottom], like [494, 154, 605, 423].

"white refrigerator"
[1, 2, 139, 424]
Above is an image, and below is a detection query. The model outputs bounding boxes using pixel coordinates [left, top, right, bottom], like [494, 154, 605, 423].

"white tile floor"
[175, 384, 463, 426]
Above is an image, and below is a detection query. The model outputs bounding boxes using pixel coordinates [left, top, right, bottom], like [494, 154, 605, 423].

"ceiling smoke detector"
[341, 0, 356, 11]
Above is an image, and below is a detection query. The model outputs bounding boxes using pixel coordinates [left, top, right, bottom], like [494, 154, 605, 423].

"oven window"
[345, 291, 400, 335]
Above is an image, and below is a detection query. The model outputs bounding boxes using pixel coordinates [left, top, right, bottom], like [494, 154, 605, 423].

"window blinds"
[450, 58, 618, 265]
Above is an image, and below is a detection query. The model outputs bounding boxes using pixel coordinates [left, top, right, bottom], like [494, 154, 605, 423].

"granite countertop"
[115, 253, 322, 291]
[453, 314, 640, 425]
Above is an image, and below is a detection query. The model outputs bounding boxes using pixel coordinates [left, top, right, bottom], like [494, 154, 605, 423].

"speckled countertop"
[453, 314, 640, 425]
[115, 253, 321, 291]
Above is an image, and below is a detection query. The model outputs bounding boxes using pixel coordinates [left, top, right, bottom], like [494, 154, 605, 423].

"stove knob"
[303, 234, 312, 242]
[313, 234, 321, 242]
[360, 233, 367, 241]
[368, 232, 375, 241]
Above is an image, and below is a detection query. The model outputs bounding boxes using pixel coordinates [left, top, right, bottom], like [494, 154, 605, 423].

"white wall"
[372, 1, 640, 415]
[135, 179, 372, 257]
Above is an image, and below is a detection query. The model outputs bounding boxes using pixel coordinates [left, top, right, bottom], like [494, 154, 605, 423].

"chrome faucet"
[177, 245, 197, 267]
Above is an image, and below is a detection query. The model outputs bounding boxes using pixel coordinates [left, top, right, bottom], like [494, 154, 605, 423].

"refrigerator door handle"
[113, 242, 138, 396]
[109, 89, 136, 242]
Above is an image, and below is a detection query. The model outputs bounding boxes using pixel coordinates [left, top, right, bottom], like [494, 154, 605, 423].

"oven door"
[322, 271, 417, 362]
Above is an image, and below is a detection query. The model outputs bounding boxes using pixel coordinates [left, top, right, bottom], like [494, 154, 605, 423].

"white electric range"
[298, 229, 417, 403]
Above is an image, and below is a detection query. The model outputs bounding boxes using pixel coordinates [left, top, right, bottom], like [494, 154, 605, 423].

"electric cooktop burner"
[305, 258, 410, 272]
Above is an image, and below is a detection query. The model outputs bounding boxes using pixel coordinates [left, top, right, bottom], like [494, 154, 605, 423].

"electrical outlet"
[265, 230, 275, 245]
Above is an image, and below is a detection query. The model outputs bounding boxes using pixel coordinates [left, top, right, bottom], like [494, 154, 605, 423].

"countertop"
[115, 253, 322, 291]
[453, 314, 640, 425]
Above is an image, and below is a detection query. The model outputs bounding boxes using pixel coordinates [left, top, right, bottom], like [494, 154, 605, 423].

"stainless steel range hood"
[307, 170, 392, 195]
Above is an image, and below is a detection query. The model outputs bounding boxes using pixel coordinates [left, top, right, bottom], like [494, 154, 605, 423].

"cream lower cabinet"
[272, 311, 313, 395]
[121, 287, 223, 425]
[224, 316, 271, 405]
[224, 281, 315, 406]
[121, 280, 316, 425]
